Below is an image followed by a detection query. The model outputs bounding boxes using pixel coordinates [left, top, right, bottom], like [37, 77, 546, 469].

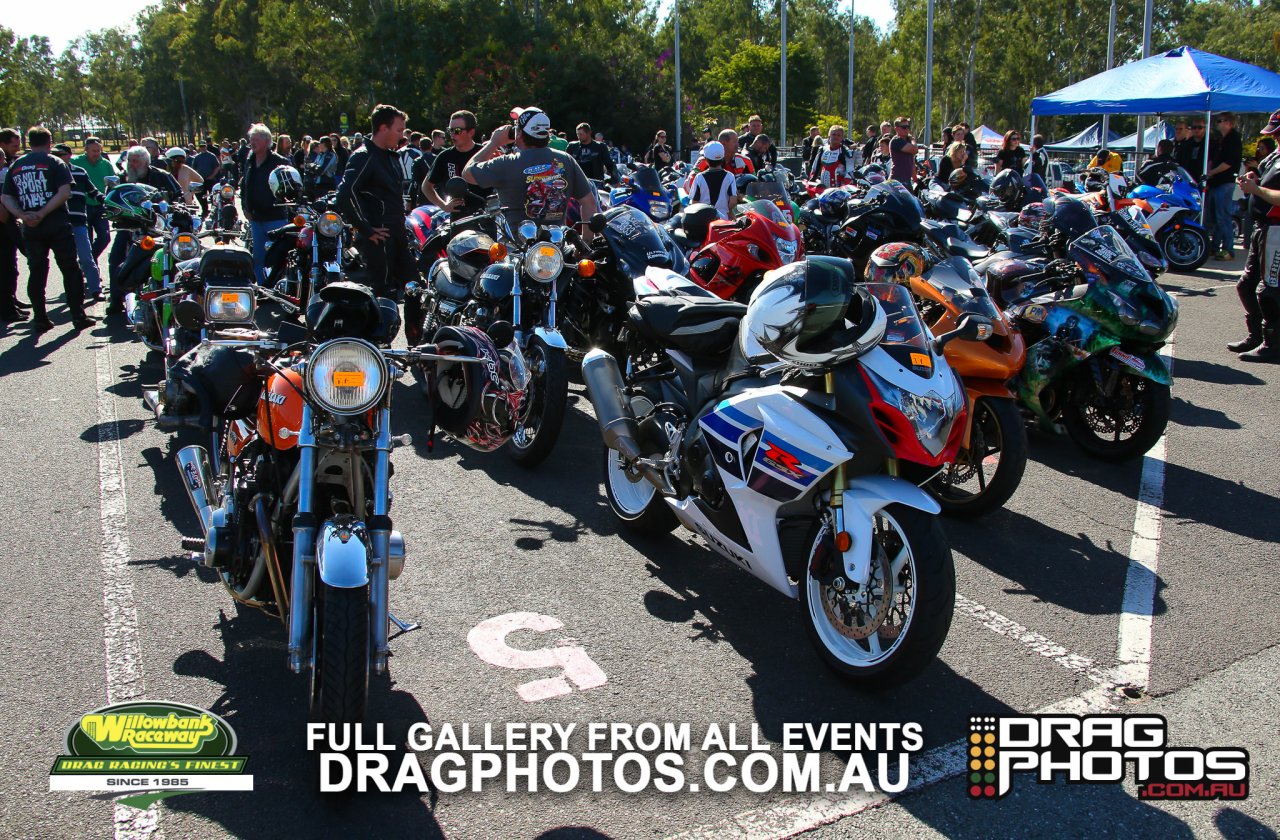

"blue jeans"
[1207, 182, 1237, 254]
[72, 224, 103, 296]
[249, 219, 287, 284]
[86, 204, 111, 260]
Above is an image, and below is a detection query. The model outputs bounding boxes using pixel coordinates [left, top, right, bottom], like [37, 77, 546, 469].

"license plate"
[333, 371, 365, 387]
[910, 352, 932, 368]
[220, 292, 242, 303]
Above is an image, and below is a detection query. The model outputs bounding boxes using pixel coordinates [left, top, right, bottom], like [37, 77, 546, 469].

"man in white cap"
[464, 106, 599, 235]
[688, 141, 737, 219]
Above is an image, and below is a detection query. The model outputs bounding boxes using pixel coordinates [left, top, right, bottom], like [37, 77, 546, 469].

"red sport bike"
[687, 199, 803, 301]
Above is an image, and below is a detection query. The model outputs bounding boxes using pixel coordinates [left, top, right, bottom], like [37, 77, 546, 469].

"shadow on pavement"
[1173, 357, 1265, 386]
[0, 324, 78, 373]
[1170, 396, 1241, 430]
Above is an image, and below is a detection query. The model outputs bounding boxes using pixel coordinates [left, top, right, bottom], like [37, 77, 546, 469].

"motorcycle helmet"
[741, 256, 886, 369]
[1082, 167, 1110, 195]
[948, 167, 973, 191]
[817, 187, 852, 220]
[991, 168, 1025, 207]
[428, 323, 528, 451]
[865, 171, 886, 185]
[446, 231, 498, 284]
[103, 183, 161, 225]
[865, 242, 928, 285]
[268, 165, 303, 202]
[1045, 196, 1098, 242]
[1017, 201, 1049, 229]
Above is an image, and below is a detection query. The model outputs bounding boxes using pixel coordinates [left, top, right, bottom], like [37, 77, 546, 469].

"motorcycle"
[171, 283, 486, 723]
[989, 224, 1177, 458]
[801, 181, 928, 273]
[686, 199, 802, 301]
[263, 194, 360, 309]
[1127, 167, 1211, 271]
[609, 165, 675, 223]
[583, 258, 974, 683]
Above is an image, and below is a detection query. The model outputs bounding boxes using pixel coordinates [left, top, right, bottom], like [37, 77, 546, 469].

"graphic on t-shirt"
[8, 162, 58, 211]
[521, 161, 570, 221]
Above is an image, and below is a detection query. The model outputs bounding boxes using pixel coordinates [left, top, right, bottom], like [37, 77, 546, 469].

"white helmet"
[165, 146, 187, 160]
[268, 165, 303, 202]
[740, 257, 885, 368]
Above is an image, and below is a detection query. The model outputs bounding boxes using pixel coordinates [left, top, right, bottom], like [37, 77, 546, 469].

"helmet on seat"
[1017, 201, 1049, 230]
[103, 183, 161, 225]
[269, 166, 303, 203]
[741, 256, 885, 368]
[817, 187, 851, 219]
[865, 242, 928, 285]
[991, 168, 1025, 207]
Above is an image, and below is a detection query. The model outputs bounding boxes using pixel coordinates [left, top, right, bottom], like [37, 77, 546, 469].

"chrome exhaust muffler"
[581, 349, 642, 461]
[176, 445, 215, 537]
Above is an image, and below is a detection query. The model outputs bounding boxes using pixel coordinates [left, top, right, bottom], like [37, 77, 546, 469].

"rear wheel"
[927, 397, 1027, 517]
[506, 336, 567, 468]
[1159, 225, 1209, 271]
[801, 504, 954, 686]
[602, 446, 676, 535]
[310, 583, 370, 725]
[1063, 369, 1170, 459]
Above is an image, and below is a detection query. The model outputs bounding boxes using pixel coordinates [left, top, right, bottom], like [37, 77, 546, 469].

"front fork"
[825, 371, 849, 556]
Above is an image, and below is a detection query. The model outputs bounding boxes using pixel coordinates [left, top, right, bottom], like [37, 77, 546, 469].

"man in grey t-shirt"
[463, 106, 599, 234]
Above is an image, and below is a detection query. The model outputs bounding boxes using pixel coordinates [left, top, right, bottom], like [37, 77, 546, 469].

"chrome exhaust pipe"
[124, 292, 143, 329]
[175, 445, 215, 537]
[581, 349, 642, 462]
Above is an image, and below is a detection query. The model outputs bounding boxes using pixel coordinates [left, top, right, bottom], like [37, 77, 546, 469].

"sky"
[11, 0, 899, 54]
[656, 0, 897, 32]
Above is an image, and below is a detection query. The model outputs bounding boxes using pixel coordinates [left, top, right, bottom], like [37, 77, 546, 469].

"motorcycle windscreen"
[863, 282, 935, 376]
[926, 257, 1005, 322]
[632, 166, 664, 194]
[744, 199, 788, 226]
[867, 181, 925, 228]
[1068, 225, 1150, 285]
[602, 206, 674, 278]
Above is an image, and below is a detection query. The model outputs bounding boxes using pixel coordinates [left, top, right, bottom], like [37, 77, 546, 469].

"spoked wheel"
[1159, 226, 1209, 271]
[802, 504, 954, 686]
[927, 397, 1027, 517]
[506, 336, 567, 468]
[310, 582, 370, 725]
[602, 446, 676, 535]
[1063, 369, 1170, 459]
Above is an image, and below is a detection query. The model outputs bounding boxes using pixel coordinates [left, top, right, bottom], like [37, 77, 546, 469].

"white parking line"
[953, 594, 1111, 685]
[94, 343, 162, 840]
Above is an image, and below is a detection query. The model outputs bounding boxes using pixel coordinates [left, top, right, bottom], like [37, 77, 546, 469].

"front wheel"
[927, 397, 1028, 518]
[506, 336, 568, 468]
[1159, 225, 1209, 271]
[1063, 369, 1170, 459]
[801, 504, 954, 686]
[310, 583, 370, 725]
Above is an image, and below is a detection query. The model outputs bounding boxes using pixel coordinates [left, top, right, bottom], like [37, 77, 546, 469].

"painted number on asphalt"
[467, 612, 607, 702]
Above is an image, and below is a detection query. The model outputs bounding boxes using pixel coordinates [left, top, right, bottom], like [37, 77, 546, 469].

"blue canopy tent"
[1044, 121, 1120, 152]
[1109, 119, 1176, 151]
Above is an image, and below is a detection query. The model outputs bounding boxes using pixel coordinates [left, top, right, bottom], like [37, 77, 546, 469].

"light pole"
[1135, 0, 1153, 160]
[780, 0, 788, 149]
[1101, 0, 1116, 145]
[924, 0, 934, 151]
[847, 0, 855, 133]
[674, 1, 681, 159]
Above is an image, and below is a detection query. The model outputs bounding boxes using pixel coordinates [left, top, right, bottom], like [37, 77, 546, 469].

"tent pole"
[1030, 114, 1036, 175]
[1202, 110, 1212, 226]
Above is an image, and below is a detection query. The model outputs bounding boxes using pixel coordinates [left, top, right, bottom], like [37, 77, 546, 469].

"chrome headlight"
[649, 202, 670, 220]
[316, 211, 343, 238]
[523, 243, 564, 283]
[220, 184, 235, 201]
[170, 232, 201, 260]
[773, 235, 798, 263]
[205, 287, 255, 322]
[306, 338, 388, 415]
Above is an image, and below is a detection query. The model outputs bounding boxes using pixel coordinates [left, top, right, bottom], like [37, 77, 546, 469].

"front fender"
[839, 475, 941, 585]
[533, 326, 568, 350]
[1104, 346, 1172, 385]
[315, 518, 370, 588]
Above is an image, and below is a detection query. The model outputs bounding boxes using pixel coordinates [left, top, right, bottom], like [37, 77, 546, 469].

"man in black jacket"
[566, 122, 617, 184]
[239, 123, 291, 285]
[335, 104, 422, 338]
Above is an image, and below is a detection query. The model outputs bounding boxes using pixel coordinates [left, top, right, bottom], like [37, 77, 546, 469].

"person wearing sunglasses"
[1205, 112, 1243, 260]
[421, 110, 490, 217]
[996, 129, 1028, 174]
[1176, 120, 1209, 182]
[644, 130, 673, 167]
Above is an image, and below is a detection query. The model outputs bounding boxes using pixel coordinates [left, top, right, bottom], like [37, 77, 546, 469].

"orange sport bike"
[903, 253, 1028, 517]
[164, 282, 485, 723]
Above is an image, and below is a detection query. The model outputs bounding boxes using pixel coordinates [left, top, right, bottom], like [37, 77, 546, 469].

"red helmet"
[865, 242, 927, 285]
[1017, 201, 1049, 229]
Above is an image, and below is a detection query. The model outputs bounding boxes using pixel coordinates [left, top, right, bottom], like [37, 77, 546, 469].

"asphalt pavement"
[0, 245, 1275, 840]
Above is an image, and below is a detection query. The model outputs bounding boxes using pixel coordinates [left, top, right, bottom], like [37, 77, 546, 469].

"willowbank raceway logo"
[49, 701, 252, 809]
[966, 714, 1249, 802]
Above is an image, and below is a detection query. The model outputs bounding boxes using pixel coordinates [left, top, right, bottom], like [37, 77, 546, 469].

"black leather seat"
[948, 236, 989, 260]
[682, 203, 719, 246]
[628, 295, 747, 357]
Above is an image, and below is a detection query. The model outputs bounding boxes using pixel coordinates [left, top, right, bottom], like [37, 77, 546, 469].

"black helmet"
[1044, 196, 1098, 242]
[1082, 167, 1110, 194]
[991, 168, 1025, 207]
[741, 256, 886, 368]
[103, 183, 161, 225]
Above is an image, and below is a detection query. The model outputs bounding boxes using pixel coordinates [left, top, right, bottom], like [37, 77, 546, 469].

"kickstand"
[389, 612, 419, 638]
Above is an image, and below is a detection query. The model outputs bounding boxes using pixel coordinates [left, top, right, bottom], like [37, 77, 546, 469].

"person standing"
[72, 137, 115, 265]
[1178, 119, 1209, 182]
[0, 127, 96, 331]
[165, 147, 205, 204]
[738, 115, 777, 168]
[189, 142, 221, 215]
[995, 130, 1028, 173]
[860, 125, 879, 168]
[567, 122, 618, 184]
[1227, 111, 1280, 361]
[421, 110, 490, 216]
[239, 124, 290, 284]
[888, 117, 919, 185]
[644, 131, 673, 167]
[954, 123, 978, 158]
[1205, 112, 1243, 260]
[802, 126, 821, 169]
[688, 141, 737, 219]
[52, 143, 105, 301]
[0, 128, 29, 320]
[1030, 134, 1049, 182]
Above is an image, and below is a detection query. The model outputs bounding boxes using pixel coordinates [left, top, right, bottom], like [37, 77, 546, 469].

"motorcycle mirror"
[933, 315, 993, 352]
[486, 320, 514, 348]
[588, 213, 607, 233]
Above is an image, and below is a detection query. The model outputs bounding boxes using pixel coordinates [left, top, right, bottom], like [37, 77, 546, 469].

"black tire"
[310, 583, 370, 725]
[1159, 225, 1209, 271]
[1063, 369, 1171, 460]
[927, 397, 1027, 518]
[506, 336, 568, 468]
[801, 504, 954, 686]
[601, 446, 676, 535]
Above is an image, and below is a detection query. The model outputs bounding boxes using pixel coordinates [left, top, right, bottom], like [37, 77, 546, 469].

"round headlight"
[523, 243, 563, 283]
[307, 338, 387, 415]
[220, 185, 235, 201]
[171, 233, 201, 260]
[316, 211, 343, 238]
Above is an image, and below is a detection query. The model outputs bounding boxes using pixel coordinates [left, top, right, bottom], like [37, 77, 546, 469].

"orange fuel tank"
[257, 368, 305, 450]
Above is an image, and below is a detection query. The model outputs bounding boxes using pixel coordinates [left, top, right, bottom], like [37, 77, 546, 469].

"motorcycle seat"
[947, 236, 989, 260]
[266, 225, 299, 242]
[682, 204, 719, 246]
[628, 295, 747, 357]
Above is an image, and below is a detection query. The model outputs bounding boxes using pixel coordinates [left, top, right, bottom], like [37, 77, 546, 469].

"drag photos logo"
[49, 701, 252, 809]
[966, 714, 1248, 802]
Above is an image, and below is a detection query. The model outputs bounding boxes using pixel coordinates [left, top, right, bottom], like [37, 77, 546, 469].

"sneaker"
[1240, 344, 1280, 363]
[1227, 334, 1263, 353]
[71, 315, 98, 330]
